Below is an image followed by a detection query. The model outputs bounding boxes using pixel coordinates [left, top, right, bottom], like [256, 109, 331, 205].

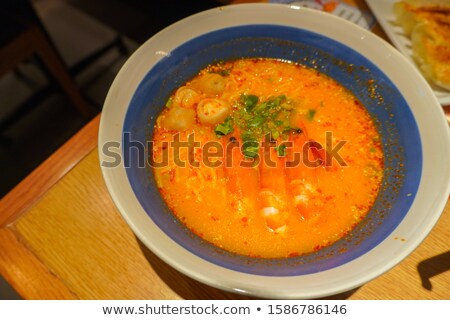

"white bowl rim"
[98, 3, 450, 299]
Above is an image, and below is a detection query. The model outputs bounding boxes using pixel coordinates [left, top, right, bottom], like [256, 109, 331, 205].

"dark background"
[0, 0, 224, 197]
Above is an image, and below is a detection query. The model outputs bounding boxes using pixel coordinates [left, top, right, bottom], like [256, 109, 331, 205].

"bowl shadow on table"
[417, 251, 450, 291]
[136, 238, 359, 300]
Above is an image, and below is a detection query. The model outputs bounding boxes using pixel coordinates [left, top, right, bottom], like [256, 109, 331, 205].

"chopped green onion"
[242, 140, 259, 158]
[276, 143, 287, 157]
[230, 94, 302, 152]
[214, 116, 234, 137]
[307, 109, 316, 121]
[271, 129, 280, 140]
[165, 97, 173, 108]
[241, 94, 259, 111]
[210, 69, 230, 77]
[266, 95, 286, 108]
[248, 115, 265, 128]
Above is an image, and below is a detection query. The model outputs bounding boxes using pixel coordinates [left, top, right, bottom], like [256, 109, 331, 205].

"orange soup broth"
[153, 58, 383, 258]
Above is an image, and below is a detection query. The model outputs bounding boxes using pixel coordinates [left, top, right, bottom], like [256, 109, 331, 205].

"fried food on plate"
[394, 0, 450, 90]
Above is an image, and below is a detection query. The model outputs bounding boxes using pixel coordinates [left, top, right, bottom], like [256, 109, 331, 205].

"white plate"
[269, 0, 376, 29]
[366, 0, 450, 105]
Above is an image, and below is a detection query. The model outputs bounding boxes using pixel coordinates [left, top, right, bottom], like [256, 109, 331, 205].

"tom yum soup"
[152, 58, 383, 259]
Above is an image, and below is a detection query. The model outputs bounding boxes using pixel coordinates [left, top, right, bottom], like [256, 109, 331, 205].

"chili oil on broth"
[152, 58, 383, 259]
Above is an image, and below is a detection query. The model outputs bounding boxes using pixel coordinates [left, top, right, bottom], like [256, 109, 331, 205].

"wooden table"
[1, 2, 449, 300]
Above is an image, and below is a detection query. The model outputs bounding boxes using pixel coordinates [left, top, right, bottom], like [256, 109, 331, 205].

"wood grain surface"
[1, 149, 448, 299]
[0, 115, 100, 227]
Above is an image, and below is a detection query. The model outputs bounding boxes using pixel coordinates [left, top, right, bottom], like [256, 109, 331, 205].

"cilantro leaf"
[242, 140, 259, 158]
[276, 143, 287, 157]
[214, 116, 234, 137]
[307, 109, 316, 121]
[241, 94, 259, 111]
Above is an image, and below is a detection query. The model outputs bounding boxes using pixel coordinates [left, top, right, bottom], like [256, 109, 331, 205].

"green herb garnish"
[165, 97, 173, 108]
[241, 140, 259, 158]
[276, 143, 287, 157]
[241, 94, 259, 111]
[225, 94, 302, 158]
[233, 94, 296, 158]
[214, 116, 234, 137]
[307, 109, 316, 121]
[210, 69, 231, 77]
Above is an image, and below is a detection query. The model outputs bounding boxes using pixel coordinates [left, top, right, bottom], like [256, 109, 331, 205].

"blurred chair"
[0, 0, 96, 133]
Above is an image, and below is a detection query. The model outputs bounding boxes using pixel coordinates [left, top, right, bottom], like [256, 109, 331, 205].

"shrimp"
[223, 138, 259, 222]
[258, 140, 289, 233]
[286, 131, 324, 220]
[160, 107, 196, 131]
[194, 73, 226, 96]
[197, 98, 231, 125]
[172, 86, 200, 109]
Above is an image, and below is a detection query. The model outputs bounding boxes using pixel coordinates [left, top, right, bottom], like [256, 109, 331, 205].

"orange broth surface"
[152, 58, 383, 258]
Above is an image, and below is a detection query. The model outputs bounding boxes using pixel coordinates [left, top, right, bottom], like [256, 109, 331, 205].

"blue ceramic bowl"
[99, 4, 450, 298]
